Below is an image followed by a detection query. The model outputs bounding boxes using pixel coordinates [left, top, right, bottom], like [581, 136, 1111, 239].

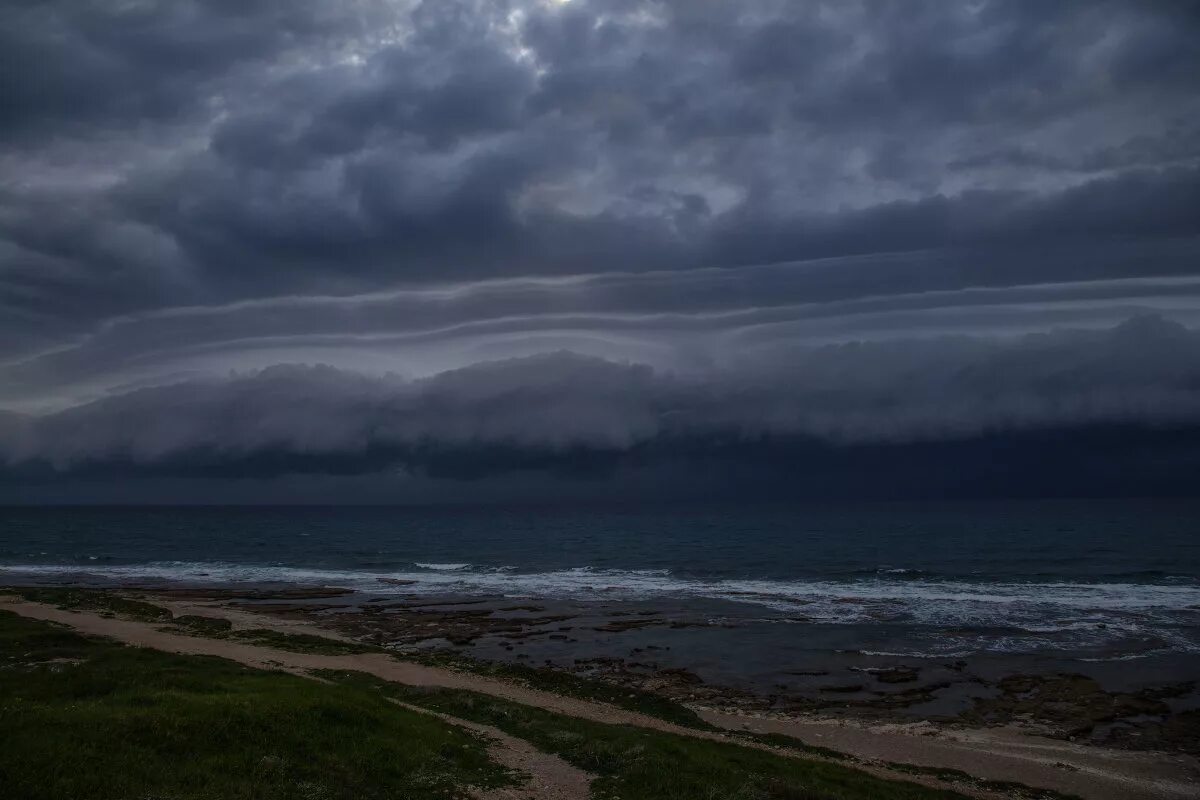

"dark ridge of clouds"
[5, 316, 1200, 484]
[706, 168, 1200, 269]
[8, 425, 1200, 504]
[5, 243, 1198, 414]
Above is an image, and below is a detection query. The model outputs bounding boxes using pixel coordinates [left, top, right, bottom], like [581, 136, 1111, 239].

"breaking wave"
[4, 560, 1199, 640]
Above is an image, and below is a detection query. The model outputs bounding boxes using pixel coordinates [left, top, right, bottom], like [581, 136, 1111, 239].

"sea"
[3, 500, 1200, 672]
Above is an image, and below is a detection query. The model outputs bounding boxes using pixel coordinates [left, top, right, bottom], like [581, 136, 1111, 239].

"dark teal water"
[3, 500, 1199, 660]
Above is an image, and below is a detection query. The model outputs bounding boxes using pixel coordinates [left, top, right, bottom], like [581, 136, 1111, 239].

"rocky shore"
[126, 583, 1200, 757]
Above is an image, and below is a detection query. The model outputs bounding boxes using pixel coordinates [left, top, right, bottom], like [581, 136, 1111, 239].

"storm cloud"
[5, 315, 1200, 495]
[2, 1, 1199, 500]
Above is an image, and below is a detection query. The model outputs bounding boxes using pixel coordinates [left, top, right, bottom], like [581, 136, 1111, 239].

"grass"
[226, 627, 380, 655]
[723, 733, 1080, 799]
[322, 670, 974, 800]
[5, 586, 712, 728]
[170, 616, 374, 657]
[6, 586, 382, 656]
[736, 731, 854, 761]
[882, 763, 1082, 800]
[8, 586, 173, 623]
[0, 611, 516, 800]
[414, 648, 715, 729]
[0, 595, 1066, 800]
[172, 613, 235, 634]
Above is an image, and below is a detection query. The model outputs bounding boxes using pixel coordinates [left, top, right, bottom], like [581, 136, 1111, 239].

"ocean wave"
[1078, 649, 1178, 662]
[858, 649, 974, 659]
[4, 560, 1199, 608]
[3, 561, 1199, 654]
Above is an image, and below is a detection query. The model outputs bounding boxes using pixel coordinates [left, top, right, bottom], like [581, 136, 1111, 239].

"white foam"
[859, 649, 974, 659]
[3, 561, 1198, 655]
[4, 561, 1199, 609]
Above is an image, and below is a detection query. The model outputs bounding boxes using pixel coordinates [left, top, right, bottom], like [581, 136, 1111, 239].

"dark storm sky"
[3, 1, 1200, 502]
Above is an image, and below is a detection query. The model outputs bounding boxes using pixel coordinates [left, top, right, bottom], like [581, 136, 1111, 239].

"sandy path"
[0, 598, 985, 798]
[5, 598, 593, 800]
[391, 698, 593, 800]
[4, 598, 1196, 799]
[0, 598, 693, 725]
[702, 710, 1200, 800]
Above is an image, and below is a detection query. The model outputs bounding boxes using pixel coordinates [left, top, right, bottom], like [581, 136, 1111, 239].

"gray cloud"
[5, 245, 1200, 412]
[0, 1, 389, 143]
[5, 316, 1199, 476]
[4, 2, 1199, 341]
[3, 1, 1199, 498]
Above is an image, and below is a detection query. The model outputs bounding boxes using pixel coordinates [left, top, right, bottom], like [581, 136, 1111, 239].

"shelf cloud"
[2, 1, 1199, 500]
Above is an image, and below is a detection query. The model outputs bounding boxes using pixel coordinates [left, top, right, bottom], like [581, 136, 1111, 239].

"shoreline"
[79, 579, 1200, 746]
[7, 579, 1200, 735]
[3, 583, 1198, 799]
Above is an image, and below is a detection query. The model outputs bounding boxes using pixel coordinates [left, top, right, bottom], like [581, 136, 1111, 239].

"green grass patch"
[0, 611, 516, 800]
[881, 762, 1082, 800]
[190, 620, 710, 729]
[227, 627, 380, 656]
[5, 586, 378, 656]
[322, 670, 972, 800]
[7, 586, 173, 623]
[172, 613, 235, 634]
[415, 649, 714, 729]
[736, 731, 854, 762]
[6, 586, 711, 728]
[168, 618, 383, 656]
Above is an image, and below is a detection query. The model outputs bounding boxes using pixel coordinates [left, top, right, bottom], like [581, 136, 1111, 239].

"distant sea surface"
[3, 500, 1199, 664]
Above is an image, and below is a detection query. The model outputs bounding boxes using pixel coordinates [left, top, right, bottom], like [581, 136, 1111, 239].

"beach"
[3, 502, 1199, 798]
[3, 582, 1197, 799]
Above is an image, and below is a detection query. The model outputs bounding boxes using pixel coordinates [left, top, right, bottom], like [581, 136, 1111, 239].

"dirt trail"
[390, 698, 593, 800]
[0, 598, 984, 798]
[4, 597, 1197, 800]
[6, 598, 594, 800]
[1, 598, 698, 726]
[702, 710, 1200, 800]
